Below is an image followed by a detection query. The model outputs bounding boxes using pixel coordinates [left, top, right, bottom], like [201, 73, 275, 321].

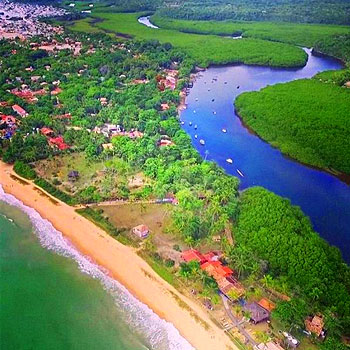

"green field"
[69, 12, 308, 67]
[69, 17, 105, 34]
[235, 71, 350, 174]
[151, 14, 350, 49]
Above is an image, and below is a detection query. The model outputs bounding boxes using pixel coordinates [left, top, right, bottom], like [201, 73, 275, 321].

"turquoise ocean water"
[0, 185, 193, 350]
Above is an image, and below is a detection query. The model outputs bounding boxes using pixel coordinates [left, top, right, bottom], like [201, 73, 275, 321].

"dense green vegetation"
[155, 0, 350, 25]
[315, 34, 350, 63]
[69, 12, 308, 67]
[235, 71, 350, 174]
[1, 25, 349, 348]
[152, 14, 350, 49]
[13, 161, 37, 180]
[34, 178, 76, 205]
[235, 187, 350, 340]
[78, 0, 350, 25]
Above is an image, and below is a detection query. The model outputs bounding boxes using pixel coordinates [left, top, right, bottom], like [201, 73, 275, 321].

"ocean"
[0, 186, 193, 350]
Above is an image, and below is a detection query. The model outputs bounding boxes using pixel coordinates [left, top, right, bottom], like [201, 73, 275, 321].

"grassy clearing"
[68, 17, 105, 34]
[35, 153, 105, 192]
[97, 202, 171, 233]
[235, 73, 350, 174]
[151, 14, 350, 48]
[70, 12, 307, 67]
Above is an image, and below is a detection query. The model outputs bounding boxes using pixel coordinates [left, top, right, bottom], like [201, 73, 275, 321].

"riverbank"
[0, 161, 235, 350]
[67, 11, 308, 68]
[234, 108, 350, 185]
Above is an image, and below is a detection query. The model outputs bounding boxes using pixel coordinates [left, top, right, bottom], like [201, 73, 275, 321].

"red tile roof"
[12, 104, 27, 116]
[49, 136, 69, 150]
[182, 249, 206, 263]
[40, 127, 54, 136]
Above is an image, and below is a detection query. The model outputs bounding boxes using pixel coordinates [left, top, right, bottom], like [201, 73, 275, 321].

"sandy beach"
[0, 161, 235, 350]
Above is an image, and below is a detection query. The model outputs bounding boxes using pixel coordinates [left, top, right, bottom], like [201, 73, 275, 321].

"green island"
[1, 0, 350, 349]
[235, 69, 350, 175]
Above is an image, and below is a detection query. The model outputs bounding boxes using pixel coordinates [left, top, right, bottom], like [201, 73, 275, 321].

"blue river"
[180, 49, 350, 262]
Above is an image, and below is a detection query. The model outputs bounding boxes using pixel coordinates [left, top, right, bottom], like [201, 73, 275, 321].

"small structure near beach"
[243, 302, 270, 324]
[68, 170, 80, 182]
[132, 224, 150, 239]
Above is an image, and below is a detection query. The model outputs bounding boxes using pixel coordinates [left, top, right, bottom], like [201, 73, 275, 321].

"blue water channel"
[138, 17, 349, 262]
[180, 49, 350, 262]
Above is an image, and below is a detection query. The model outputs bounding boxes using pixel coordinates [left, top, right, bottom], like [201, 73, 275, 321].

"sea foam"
[0, 185, 194, 350]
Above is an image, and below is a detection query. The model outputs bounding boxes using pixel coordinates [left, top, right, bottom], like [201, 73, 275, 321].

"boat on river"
[181, 121, 185, 125]
[199, 139, 205, 145]
[189, 121, 192, 126]
[236, 169, 244, 177]
[222, 129, 227, 133]
[213, 111, 216, 115]
[194, 125, 197, 129]
[226, 158, 233, 164]
[194, 134, 198, 139]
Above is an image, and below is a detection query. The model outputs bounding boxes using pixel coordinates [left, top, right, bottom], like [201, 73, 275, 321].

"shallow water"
[180, 49, 350, 262]
[0, 186, 194, 350]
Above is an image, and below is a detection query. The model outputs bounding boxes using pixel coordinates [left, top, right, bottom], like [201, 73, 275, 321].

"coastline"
[0, 161, 235, 350]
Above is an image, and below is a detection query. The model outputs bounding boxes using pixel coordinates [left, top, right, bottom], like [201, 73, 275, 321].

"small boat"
[237, 85, 240, 89]
[195, 98, 198, 101]
[194, 134, 198, 139]
[199, 139, 205, 145]
[189, 122, 192, 126]
[222, 128, 227, 133]
[236, 169, 244, 177]
[194, 125, 197, 129]
[208, 89, 211, 91]
[193, 110, 196, 113]
[213, 111, 217, 115]
[224, 81, 227, 84]
[212, 99, 215, 102]
[181, 121, 185, 125]
[226, 158, 233, 164]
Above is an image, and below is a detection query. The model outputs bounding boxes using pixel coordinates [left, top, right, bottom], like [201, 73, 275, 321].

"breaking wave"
[0, 185, 194, 350]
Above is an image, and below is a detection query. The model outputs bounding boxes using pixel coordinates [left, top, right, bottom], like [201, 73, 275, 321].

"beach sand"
[0, 162, 236, 350]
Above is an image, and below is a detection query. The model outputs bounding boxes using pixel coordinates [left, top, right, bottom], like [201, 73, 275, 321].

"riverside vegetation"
[69, 12, 308, 68]
[67, 0, 350, 25]
[235, 69, 350, 174]
[0, 20, 349, 350]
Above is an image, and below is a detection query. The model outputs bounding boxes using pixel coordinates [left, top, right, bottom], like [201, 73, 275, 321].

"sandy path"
[0, 162, 236, 350]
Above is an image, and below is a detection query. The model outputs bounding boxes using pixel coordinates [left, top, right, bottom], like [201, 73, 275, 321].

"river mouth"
[180, 49, 349, 263]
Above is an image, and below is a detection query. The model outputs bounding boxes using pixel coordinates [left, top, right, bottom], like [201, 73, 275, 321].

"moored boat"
[194, 134, 198, 139]
[237, 169, 244, 177]
[199, 139, 205, 145]
[222, 128, 227, 133]
[226, 158, 233, 164]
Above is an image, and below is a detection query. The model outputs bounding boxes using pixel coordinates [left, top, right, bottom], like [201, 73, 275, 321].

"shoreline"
[0, 161, 235, 350]
[234, 108, 350, 185]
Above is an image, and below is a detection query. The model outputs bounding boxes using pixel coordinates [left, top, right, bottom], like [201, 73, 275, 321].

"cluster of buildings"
[33, 38, 82, 56]
[40, 127, 69, 150]
[181, 249, 245, 298]
[0, 0, 65, 40]
[93, 123, 144, 140]
[157, 69, 178, 91]
[0, 113, 18, 140]
[11, 87, 46, 104]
